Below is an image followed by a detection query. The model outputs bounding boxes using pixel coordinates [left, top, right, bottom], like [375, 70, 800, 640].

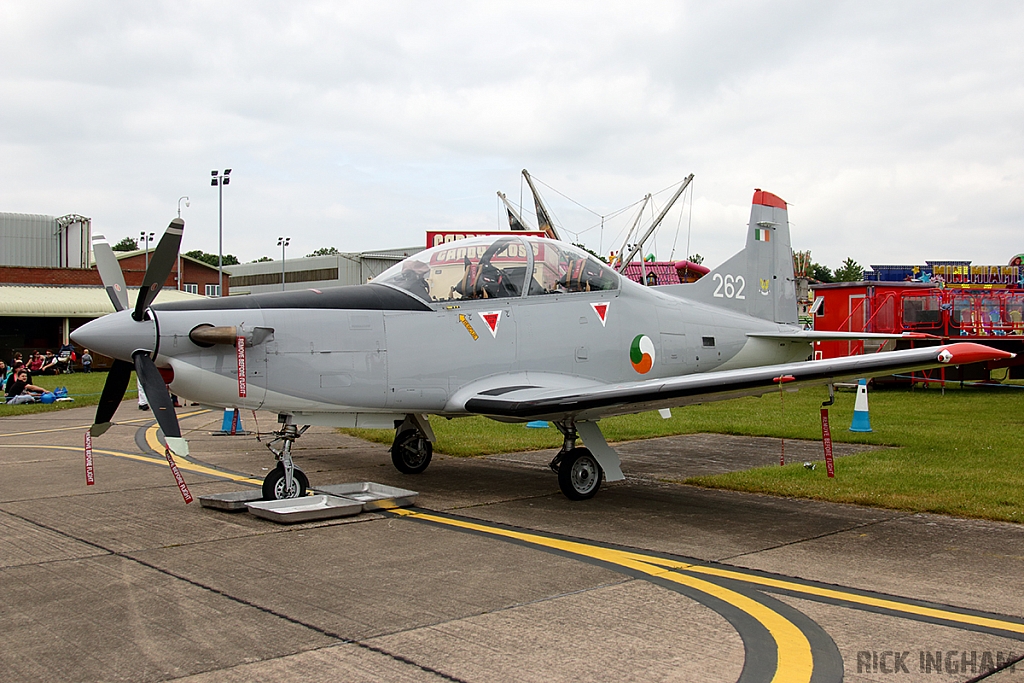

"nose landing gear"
[262, 418, 310, 500]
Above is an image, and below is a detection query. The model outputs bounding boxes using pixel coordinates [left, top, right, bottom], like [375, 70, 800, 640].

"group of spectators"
[3, 347, 93, 404]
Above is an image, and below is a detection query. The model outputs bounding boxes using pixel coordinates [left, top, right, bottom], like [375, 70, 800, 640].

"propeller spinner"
[73, 219, 189, 456]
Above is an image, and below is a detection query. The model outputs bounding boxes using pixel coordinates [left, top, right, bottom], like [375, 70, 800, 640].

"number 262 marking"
[712, 273, 745, 299]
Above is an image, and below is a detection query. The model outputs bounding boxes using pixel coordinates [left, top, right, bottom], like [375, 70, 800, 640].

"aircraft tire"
[557, 447, 603, 500]
[391, 429, 433, 474]
[262, 463, 309, 500]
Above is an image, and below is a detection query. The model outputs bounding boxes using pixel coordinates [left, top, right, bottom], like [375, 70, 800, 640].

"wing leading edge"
[464, 342, 1012, 422]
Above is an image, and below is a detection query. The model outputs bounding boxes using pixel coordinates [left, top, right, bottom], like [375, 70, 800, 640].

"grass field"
[345, 383, 1024, 523]
[0, 371, 137, 418]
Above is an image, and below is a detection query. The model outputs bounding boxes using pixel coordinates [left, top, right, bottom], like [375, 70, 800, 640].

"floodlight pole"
[140, 231, 154, 270]
[177, 197, 189, 290]
[277, 237, 290, 291]
[211, 170, 231, 296]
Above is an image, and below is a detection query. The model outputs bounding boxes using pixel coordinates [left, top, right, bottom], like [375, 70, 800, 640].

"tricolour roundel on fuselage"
[630, 334, 655, 374]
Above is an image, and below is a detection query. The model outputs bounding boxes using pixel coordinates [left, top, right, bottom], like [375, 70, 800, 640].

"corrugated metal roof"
[0, 285, 204, 317]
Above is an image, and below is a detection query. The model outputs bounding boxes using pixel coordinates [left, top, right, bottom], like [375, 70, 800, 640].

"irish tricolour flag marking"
[754, 228, 771, 242]
[630, 334, 655, 374]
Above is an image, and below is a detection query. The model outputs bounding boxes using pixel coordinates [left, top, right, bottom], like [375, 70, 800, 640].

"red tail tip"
[753, 189, 787, 209]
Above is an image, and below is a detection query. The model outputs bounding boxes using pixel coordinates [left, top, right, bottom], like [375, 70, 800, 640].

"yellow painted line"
[392, 509, 812, 683]
[397, 514, 1024, 639]
[0, 443, 262, 485]
[0, 409, 211, 438]
[146, 423, 167, 454]
[534, 541, 1024, 636]
[683, 564, 1024, 636]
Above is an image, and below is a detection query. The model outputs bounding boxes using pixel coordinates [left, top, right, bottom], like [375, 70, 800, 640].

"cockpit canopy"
[372, 235, 618, 303]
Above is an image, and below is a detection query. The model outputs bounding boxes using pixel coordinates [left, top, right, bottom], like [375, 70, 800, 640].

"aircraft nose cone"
[71, 310, 157, 362]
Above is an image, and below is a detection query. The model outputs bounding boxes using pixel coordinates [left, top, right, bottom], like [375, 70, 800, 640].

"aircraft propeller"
[86, 220, 189, 457]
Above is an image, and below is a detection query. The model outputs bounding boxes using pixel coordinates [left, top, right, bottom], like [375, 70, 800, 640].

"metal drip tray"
[199, 489, 264, 511]
[246, 494, 363, 523]
[316, 482, 418, 511]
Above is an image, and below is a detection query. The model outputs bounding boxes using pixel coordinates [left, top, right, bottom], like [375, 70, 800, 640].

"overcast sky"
[2, 1, 1021, 270]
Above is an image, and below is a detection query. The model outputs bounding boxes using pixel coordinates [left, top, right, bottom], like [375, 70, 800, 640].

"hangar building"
[225, 247, 422, 295]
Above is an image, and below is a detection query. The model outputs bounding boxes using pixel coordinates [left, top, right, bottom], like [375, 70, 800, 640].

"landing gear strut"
[262, 418, 310, 500]
[391, 414, 434, 474]
[550, 420, 603, 500]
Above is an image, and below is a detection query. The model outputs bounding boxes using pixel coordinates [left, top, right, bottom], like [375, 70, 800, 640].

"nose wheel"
[262, 463, 309, 499]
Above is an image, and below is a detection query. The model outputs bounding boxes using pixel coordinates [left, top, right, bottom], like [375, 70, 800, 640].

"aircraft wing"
[464, 342, 1011, 422]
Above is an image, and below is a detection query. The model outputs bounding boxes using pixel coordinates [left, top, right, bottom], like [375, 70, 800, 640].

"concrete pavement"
[1, 404, 1022, 682]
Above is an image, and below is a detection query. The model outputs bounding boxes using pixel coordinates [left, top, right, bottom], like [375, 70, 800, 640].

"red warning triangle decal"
[591, 302, 609, 327]
[479, 311, 501, 337]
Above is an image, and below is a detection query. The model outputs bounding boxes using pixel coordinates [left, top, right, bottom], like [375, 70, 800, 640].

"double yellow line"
[393, 509, 813, 682]
[392, 508, 1024, 683]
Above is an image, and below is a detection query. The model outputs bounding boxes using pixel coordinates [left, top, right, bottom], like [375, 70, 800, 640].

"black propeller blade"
[90, 359, 133, 437]
[134, 218, 185, 322]
[133, 351, 186, 456]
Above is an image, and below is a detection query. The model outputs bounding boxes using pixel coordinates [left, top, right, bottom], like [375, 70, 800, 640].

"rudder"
[684, 189, 797, 324]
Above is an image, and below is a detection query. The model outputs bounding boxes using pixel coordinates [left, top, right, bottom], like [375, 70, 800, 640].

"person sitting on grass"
[5, 369, 45, 405]
[10, 361, 31, 383]
[40, 350, 60, 375]
[27, 352, 44, 374]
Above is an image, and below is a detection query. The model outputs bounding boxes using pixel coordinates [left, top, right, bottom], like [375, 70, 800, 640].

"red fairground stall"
[810, 281, 1024, 382]
[619, 260, 709, 286]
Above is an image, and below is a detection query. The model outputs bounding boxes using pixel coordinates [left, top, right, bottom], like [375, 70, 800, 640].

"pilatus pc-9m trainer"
[72, 189, 1010, 500]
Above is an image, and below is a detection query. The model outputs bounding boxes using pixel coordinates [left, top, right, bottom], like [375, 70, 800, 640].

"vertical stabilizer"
[686, 189, 797, 323]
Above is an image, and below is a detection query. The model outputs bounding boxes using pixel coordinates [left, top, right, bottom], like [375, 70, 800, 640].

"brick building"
[0, 249, 215, 365]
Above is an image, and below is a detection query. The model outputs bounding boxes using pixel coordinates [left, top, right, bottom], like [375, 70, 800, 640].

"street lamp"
[177, 196, 189, 290]
[211, 169, 232, 296]
[277, 237, 290, 291]
[140, 231, 155, 270]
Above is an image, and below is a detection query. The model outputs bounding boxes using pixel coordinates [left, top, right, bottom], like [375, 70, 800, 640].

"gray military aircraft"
[72, 189, 1012, 500]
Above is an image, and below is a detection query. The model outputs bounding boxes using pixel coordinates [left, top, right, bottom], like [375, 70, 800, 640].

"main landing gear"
[262, 417, 311, 500]
[390, 414, 434, 474]
[550, 420, 603, 500]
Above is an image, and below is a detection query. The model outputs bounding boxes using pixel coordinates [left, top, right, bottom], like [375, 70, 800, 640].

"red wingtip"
[936, 342, 1015, 365]
[753, 189, 787, 209]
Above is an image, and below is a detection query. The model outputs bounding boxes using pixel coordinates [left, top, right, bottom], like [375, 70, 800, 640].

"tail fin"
[684, 189, 797, 324]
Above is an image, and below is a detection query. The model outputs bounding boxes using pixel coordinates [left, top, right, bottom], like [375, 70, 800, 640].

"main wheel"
[262, 463, 309, 500]
[391, 429, 433, 474]
[557, 447, 603, 500]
